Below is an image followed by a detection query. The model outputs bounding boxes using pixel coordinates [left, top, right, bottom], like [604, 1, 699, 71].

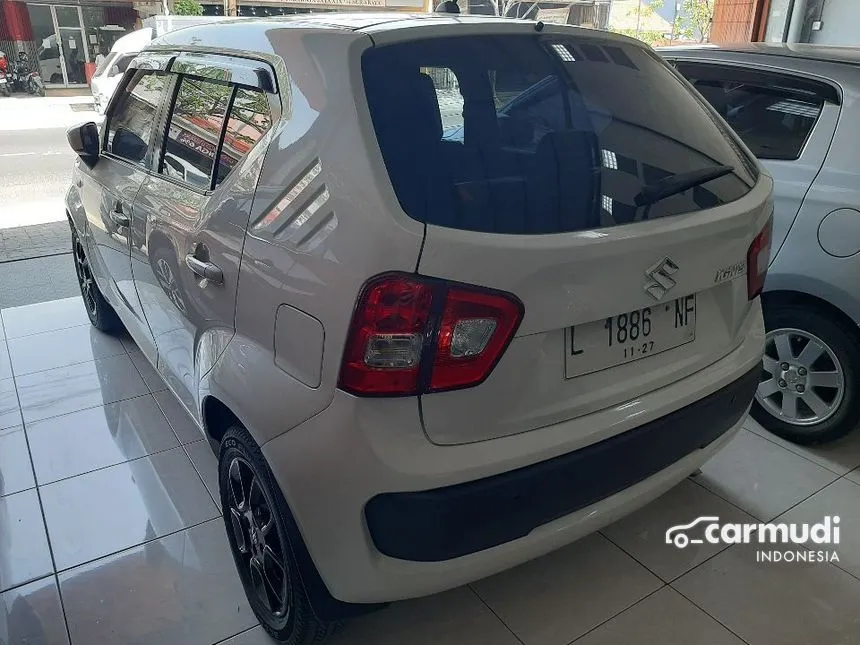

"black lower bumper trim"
[365, 366, 759, 562]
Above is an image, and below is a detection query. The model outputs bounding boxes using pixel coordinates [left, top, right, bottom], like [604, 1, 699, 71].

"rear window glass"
[362, 36, 757, 235]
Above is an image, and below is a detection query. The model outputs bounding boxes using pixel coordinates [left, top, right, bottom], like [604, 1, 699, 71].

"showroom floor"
[3, 298, 860, 645]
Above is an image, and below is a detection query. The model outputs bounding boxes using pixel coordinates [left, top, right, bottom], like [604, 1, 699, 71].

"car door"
[78, 59, 172, 361]
[670, 60, 840, 256]
[130, 54, 276, 418]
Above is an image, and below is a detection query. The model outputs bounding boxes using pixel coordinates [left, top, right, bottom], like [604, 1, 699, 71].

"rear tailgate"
[418, 179, 771, 444]
[360, 28, 771, 445]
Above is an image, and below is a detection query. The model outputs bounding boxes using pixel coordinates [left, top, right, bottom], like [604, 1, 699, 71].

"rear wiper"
[634, 165, 734, 209]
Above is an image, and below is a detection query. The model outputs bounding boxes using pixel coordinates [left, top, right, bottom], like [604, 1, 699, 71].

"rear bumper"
[262, 306, 763, 604]
[366, 366, 758, 562]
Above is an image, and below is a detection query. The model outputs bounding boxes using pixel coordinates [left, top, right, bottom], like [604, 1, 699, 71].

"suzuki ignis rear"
[65, 14, 771, 644]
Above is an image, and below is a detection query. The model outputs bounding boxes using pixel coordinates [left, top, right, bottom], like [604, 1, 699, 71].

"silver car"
[663, 44, 860, 445]
[65, 16, 770, 643]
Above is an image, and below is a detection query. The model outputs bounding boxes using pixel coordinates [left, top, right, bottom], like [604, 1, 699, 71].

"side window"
[112, 54, 135, 77]
[422, 67, 464, 139]
[160, 76, 232, 189]
[675, 63, 825, 161]
[499, 77, 573, 146]
[107, 70, 168, 166]
[215, 87, 273, 185]
[94, 51, 117, 77]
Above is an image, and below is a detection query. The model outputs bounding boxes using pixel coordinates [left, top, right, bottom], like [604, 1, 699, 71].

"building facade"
[0, 0, 139, 87]
[711, 0, 860, 45]
[0, 0, 427, 88]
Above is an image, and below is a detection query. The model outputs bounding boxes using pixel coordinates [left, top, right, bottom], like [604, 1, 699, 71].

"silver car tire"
[751, 302, 860, 445]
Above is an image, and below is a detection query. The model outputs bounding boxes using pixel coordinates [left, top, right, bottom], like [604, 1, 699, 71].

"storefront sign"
[176, 128, 216, 159]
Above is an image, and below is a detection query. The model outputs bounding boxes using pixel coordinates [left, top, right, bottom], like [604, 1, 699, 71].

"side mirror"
[67, 122, 100, 166]
[109, 65, 120, 77]
[112, 126, 147, 163]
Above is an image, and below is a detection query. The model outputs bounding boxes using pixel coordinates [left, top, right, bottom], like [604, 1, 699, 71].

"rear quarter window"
[362, 35, 758, 235]
[674, 61, 827, 161]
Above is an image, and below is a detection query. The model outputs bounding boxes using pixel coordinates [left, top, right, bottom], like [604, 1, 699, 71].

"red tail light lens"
[430, 287, 524, 392]
[747, 216, 773, 299]
[339, 273, 524, 396]
[338, 275, 434, 396]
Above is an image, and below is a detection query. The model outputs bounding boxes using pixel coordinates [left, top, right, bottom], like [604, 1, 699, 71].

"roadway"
[0, 100, 89, 307]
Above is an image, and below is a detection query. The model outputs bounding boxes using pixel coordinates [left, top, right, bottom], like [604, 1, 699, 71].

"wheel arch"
[202, 393, 381, 622]
[761, 289, 860, 339]
[201, 394, 242, 447]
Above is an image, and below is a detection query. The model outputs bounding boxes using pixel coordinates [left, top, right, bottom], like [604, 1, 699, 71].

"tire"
[751, 303, 860, 445]
[219, 425, 337, 644]
[71, 226, 123, 334]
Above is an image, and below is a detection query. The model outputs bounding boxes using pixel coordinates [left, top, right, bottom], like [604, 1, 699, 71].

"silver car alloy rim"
[756, 327, 845, 426]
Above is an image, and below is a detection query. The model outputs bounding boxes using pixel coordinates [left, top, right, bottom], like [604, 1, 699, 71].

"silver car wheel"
[756, 327, 845, 426]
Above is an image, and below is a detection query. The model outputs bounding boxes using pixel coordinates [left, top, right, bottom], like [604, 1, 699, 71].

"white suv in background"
[91, 50, 137, 114]
[66, 16, 772, 643]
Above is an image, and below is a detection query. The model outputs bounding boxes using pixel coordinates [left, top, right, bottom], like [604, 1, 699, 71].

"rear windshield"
[362, 35, 757, 235]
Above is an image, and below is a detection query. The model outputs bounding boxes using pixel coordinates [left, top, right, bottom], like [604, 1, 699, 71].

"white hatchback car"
[663, 44, 860, 445]
[65, 14, 771, 643]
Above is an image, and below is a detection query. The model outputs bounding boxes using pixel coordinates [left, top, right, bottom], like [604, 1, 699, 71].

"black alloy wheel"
[71, 226, 122, 333]
[219, 425, 336, 644]
[227, 455, 292, 622]
[73, 234, 97, 317]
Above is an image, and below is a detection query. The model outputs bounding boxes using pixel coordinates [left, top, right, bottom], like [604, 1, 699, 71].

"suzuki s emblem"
[644, 257, 679, 300]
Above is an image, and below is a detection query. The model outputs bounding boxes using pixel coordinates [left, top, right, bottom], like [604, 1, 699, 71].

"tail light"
[747, 216, 773, 299]
[339, 273, 524, 396]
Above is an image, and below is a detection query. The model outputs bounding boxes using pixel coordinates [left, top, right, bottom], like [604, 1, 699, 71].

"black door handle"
[185, 254, 223, 284]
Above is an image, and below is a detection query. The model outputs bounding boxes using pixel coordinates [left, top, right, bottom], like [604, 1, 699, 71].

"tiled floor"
[3, 297, 860, 645]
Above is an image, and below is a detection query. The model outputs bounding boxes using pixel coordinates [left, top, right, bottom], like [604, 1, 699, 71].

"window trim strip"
[168, 53, 275, 92]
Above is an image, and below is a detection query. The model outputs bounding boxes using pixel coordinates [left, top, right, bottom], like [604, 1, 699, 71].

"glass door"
[27, 4, 63, 85]
[54, 5, 89, 86]
[58, 28, 88, 84]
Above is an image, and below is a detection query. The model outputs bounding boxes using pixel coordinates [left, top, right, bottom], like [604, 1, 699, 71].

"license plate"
[565, 295, 696, 378]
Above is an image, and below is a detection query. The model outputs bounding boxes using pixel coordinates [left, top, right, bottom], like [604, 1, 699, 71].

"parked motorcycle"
[9, 52, 45, 97]
[0, 51, 9, 97]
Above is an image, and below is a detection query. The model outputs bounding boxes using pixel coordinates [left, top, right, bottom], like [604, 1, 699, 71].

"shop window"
[107, 71, 169, 166]
[215, 88, 274, 186]
[55, 6, 81, 28]
[160, 76, 233, 189]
